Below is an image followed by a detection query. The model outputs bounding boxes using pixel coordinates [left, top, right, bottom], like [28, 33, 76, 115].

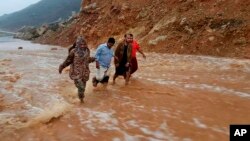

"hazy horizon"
[0, 0, 41, 16]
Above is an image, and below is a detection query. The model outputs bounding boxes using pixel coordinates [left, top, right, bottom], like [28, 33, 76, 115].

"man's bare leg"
[125, 71, 130, 85]
[113, 74, 118, 84]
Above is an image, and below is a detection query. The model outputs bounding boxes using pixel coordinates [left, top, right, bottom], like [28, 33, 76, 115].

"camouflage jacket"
[60, 48, 95, 81]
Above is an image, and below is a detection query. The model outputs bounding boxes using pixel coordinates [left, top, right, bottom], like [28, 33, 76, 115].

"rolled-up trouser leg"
[95, 66, 107, 82]
[96, 66, 111, 84]
[74, 79, 86, 100]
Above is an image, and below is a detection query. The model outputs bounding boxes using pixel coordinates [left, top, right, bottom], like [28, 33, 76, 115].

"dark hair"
[108, 37, 115, 44]
[124, 33, 133, 38]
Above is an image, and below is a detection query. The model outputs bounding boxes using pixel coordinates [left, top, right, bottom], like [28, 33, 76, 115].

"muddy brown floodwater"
[0, 37, 249, 141]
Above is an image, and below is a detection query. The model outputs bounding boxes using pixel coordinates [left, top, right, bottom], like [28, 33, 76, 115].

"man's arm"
[95, 45, 102, 69]
[114, 43, 122, 67]
[59, 50, 74, 74]
[134, 41, 146, 59]
[138, 48, 146, 59]
[88, 57, 96, 63]
[68, 42, 76, 53]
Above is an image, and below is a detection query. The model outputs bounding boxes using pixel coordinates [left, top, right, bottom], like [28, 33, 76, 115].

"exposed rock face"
[34, 0, 250, 58]
[14, 26, 39, 40]
[14, 19, 74, 40]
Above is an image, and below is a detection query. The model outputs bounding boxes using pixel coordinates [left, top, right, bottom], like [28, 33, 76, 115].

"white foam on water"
[28, 101, 72, 123]
[182, 138, 193, 141]
[143, 78, 250, 98]
[0, 94, 72, 131]
[77, 108, 119, 135]
[137, 122, 180, 141]
[0, 38, 72, 132]
[77, 108, 185, 140]
[184, 118, 227, 135]
[123, 133, 140, 141]
[113, 138, 121, 141]
[68, 124, 73, 128]
[152, 108, 158, 112]
[210, 126, 228, 135]
[143, 53, 250, 73]
[148, 138, 164, 141]
[126, 120, 140, 128]
[0, 108, 71, 133]
[192, 118, 207, 129]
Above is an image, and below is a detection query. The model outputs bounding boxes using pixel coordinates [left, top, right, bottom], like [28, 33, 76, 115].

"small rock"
[208, 36, 215, 41]
[118, 15, 125, 21]
[86, 24, 91, 28]
[51, 48, 58, 50]
[137, 9, 148, 19]
[148, 35, 167, 46]
[206, 27, 214, 33]
[84, 3, 97, 10]
[18, 47, 23, 49]
[217, 13, 223, 17]
[180, 17, 187, 25]
[121, 3, 129, 11]
[216, 48, 220, 53]
[184, 26, 194, 34]
[233, 37, 247, 45]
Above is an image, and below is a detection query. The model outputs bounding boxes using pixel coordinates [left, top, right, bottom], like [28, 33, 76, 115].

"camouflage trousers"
[74, 79, 86, 100]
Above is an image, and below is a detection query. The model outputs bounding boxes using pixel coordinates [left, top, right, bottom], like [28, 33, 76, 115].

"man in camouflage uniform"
[59, 36, 95, 103]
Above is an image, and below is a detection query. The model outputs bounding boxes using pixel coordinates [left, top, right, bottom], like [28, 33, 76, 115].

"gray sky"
[0, 0, 41, 16]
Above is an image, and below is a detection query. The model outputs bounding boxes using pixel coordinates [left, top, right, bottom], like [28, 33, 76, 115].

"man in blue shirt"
[92, 37, 115, 87]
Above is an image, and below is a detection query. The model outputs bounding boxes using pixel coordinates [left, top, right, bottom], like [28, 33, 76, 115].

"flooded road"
[0, 37, 250, 141]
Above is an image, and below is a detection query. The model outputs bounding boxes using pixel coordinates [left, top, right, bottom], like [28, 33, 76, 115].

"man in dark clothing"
[113, 34, 133, 85]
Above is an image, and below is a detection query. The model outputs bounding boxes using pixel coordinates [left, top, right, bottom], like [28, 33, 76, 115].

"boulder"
[51, 47, 58, 50]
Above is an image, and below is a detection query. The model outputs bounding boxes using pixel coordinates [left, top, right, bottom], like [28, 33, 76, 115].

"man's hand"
[90, 57, 96, 63]
[96, 61, 100, 69]
[125, 62, 130, 67]
[59, 65, 63, 74]
[114, 56, 119, 61]
[115, 63, 119, 67]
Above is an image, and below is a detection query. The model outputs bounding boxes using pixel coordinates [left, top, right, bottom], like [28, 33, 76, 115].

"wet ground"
[0, 37, 249, 141]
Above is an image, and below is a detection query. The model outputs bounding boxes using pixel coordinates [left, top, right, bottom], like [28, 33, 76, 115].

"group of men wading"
[59, 34, 146, 103]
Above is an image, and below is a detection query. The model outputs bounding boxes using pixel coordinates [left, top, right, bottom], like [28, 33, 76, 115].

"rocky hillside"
[35, 0, 250, 58]
[0, 0, 81, 31]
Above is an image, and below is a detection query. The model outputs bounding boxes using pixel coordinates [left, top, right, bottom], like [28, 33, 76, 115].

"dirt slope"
[35, 0, 250, 58]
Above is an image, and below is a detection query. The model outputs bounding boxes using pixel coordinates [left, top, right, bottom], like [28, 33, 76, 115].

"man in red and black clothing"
[130, 34, 146, 75]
